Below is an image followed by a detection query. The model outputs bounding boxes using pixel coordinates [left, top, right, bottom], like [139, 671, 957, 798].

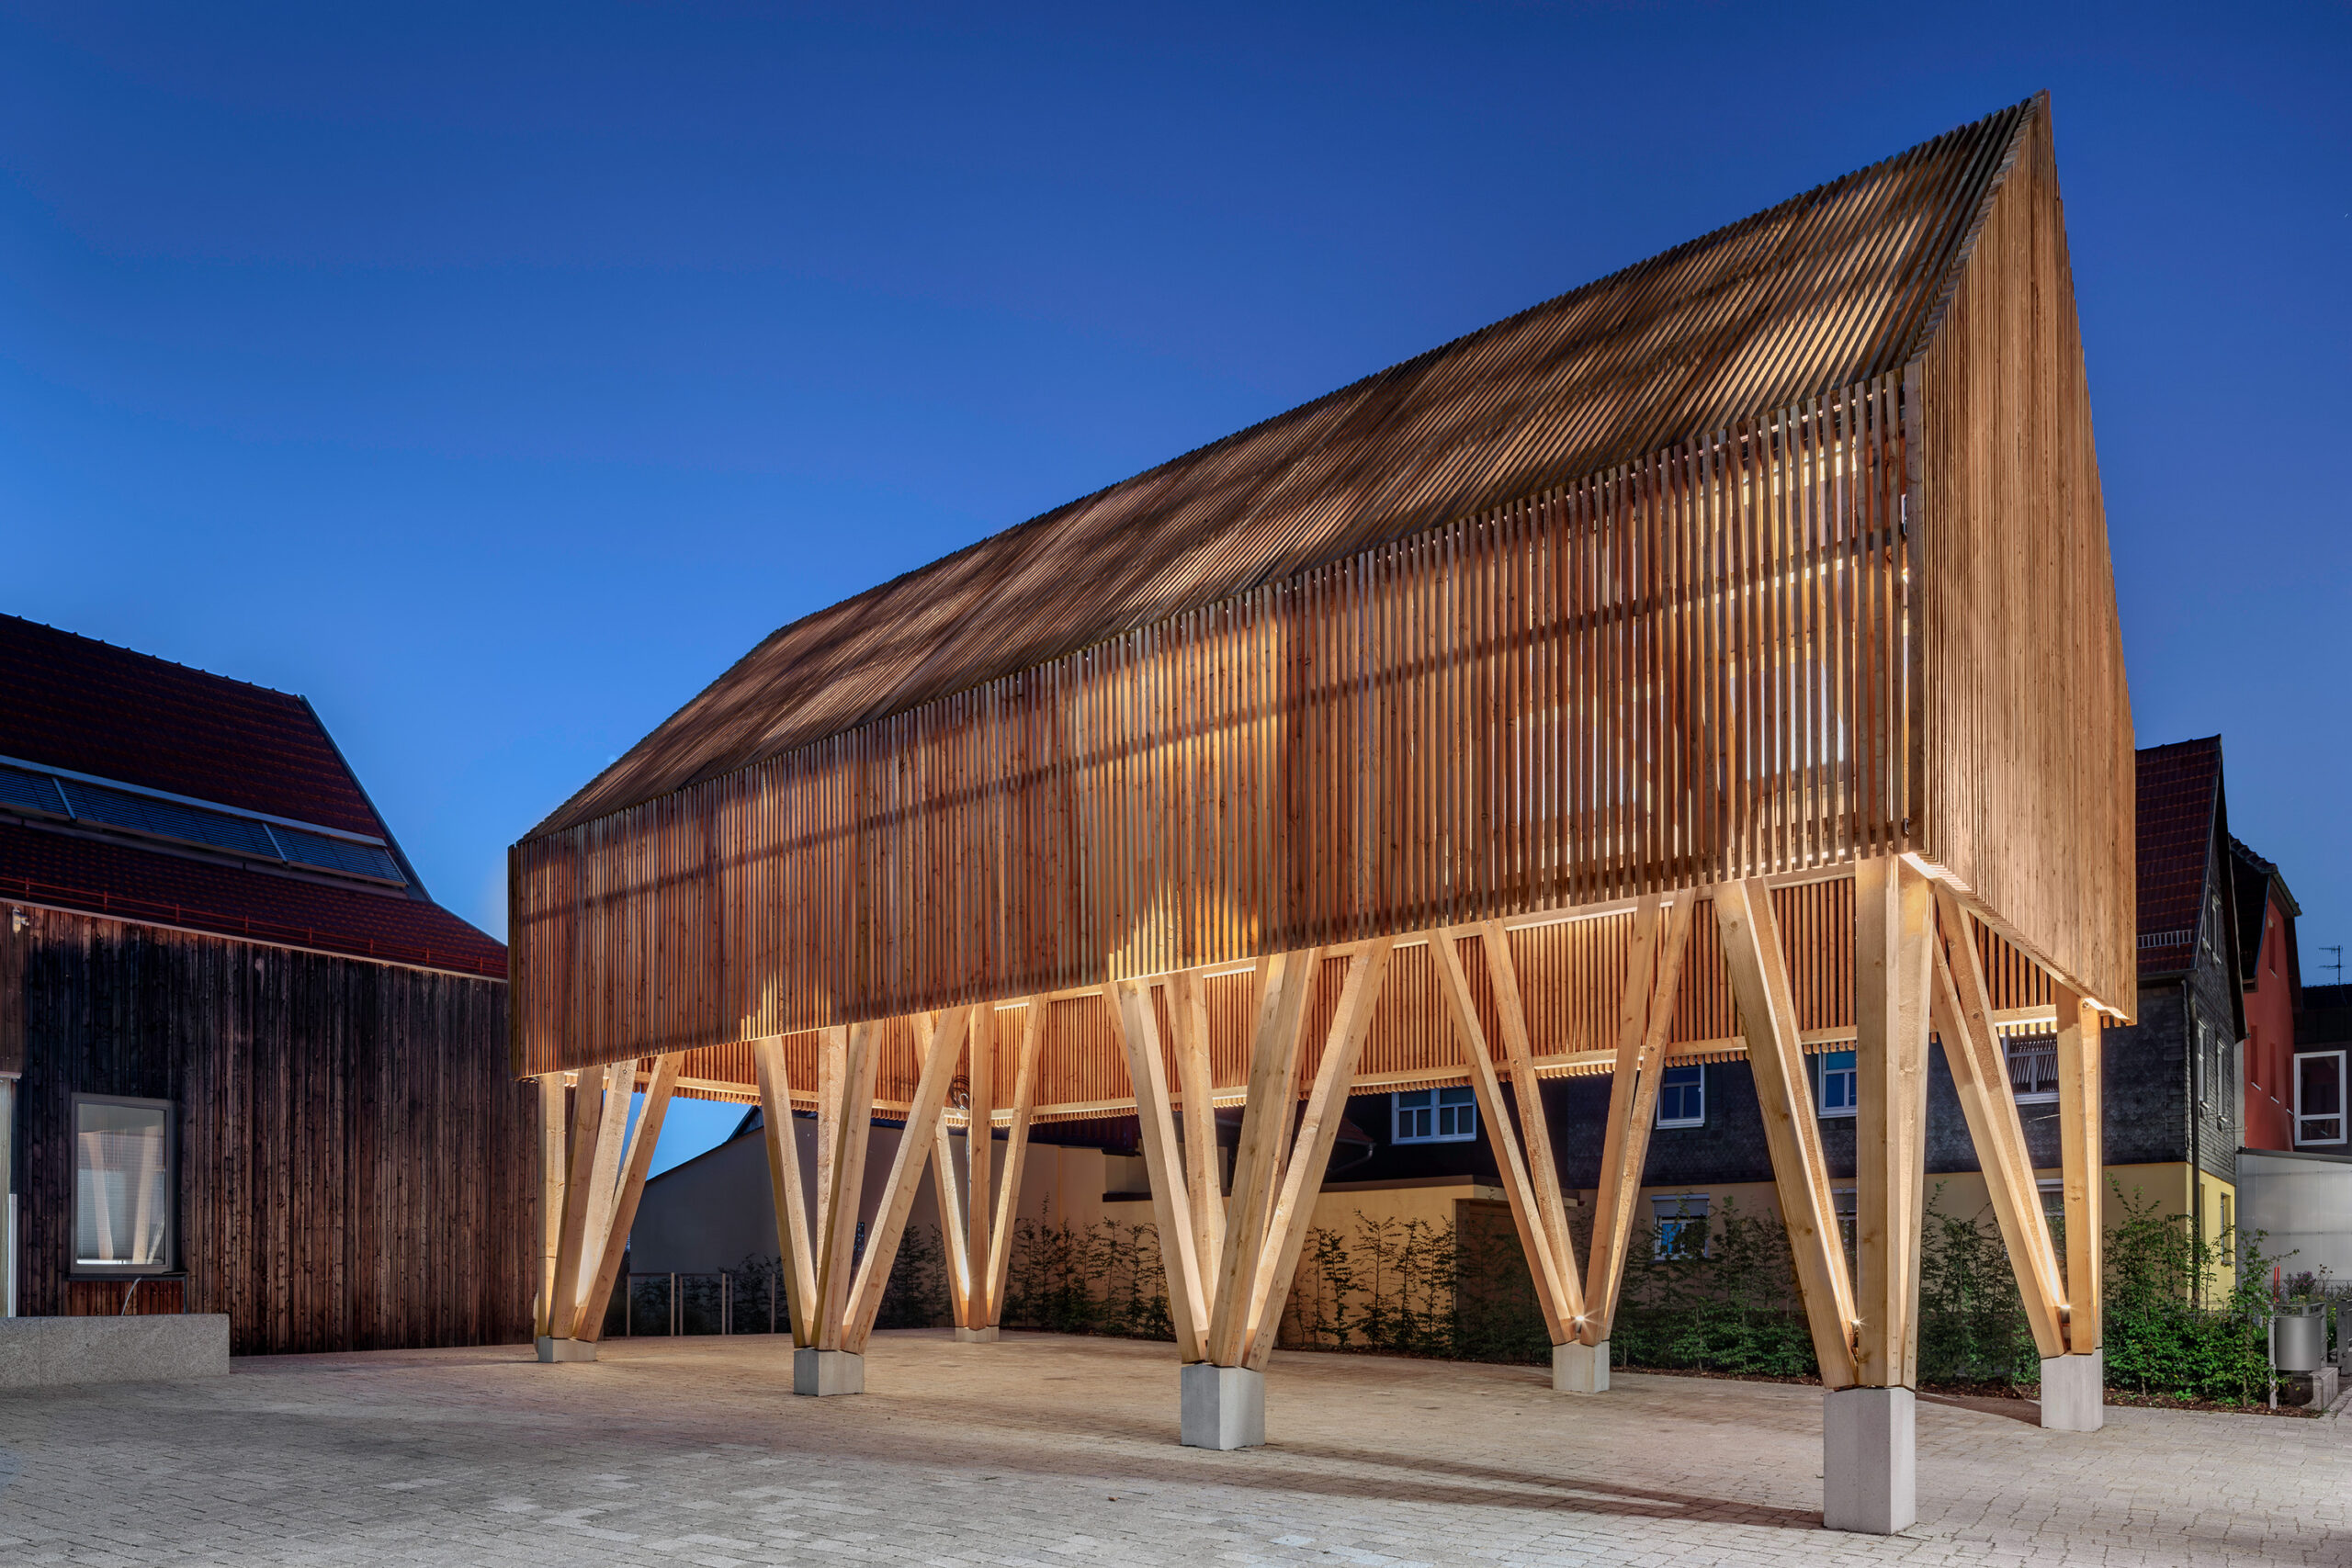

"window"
[2296, 1051, 2347, 1145]
[73, 1096, 175, 1274]
[1832, 1187, 1858, 1253]
[1652, 1193, 1710, 1258]
[1817, 1051, 1857, 1117]
[1656, 1066, 1704, 1128]
[2037, 1178, 2064, 1224]
[1393, 1086, 1476, 1144]
[2198, 1027, 2234, 1128]
[2006, 1033, 2058, 1103]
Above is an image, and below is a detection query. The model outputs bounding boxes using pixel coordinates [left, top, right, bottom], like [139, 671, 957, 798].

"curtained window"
[74, 1097, 175, 1273]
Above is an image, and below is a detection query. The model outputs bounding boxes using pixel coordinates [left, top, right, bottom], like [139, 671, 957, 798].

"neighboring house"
[2297, 984, 2352, 1154]
[2230, 837, 2301, 1153]
[0, 615, 532, 1352]
[2245, 984, 2352, 1281]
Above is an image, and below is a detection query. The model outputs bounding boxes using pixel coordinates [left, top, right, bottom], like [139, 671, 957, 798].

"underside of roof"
[534, 96, 2041, 841]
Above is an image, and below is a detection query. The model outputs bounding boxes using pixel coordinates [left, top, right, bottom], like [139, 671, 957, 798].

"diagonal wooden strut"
[533, 1074, 567, 1340]
[923, 1010, 974, 1328]
[813, 1022, 877, 1351]
[979, 998, 1047, 1329]
[1480, 920, 1580, 1326]
[1206, 950, 1317, 1367]
[752, 1035, 820, 1346]
[1113, 976, 1207, 1363]
[1852, 855, 1931, 1388]
[576, 1053, 684, 1342]
[1583, 894, 1697, 1347]
[1433, 925, 1573, 1345]
[962, 1001, 996, 1331]
[1168, 968, 1227, 1294]
[1243, 937, 1394, 1370]
[1717, 878, 1860, 1391]
[843, 1006, 970, 1352]
[1929, 886, 2069, 1360]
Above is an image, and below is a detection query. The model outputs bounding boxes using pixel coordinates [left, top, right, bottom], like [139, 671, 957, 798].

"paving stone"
[0, 1331, 2340, 1564]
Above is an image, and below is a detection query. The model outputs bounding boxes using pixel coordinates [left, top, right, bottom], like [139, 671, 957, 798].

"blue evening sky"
[5, 4, 2346, 1171]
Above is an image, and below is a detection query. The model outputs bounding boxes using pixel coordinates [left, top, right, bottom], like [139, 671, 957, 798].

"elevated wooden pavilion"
[510, 95, 2130, 1531]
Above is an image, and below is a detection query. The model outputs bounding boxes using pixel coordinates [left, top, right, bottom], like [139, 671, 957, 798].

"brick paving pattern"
[0, 1330, 2343, 1565]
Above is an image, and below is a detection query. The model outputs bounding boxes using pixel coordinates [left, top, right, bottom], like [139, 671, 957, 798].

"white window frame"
[1651, 1193, 1711, 1258]
[71, 1092, 177, 1277]
[2295, 1050, 2347, 1146]
[1816, 1051, 1857, 1118]
[1391, 1086, 1478, 1145]
[1655, 1065, 1705, 1129]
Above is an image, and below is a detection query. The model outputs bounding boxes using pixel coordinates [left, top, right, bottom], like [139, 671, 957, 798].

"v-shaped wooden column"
[1115, 941, 1395, 1372]
[917, 998, 1047, 1337]
[1432, 925, 1578, 1345]
[1582, 895, 1698, 1348]
[538, 1053, 684, 1354]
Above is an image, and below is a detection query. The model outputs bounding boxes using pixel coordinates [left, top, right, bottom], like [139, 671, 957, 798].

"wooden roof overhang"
[511, 94, 2133, 1118]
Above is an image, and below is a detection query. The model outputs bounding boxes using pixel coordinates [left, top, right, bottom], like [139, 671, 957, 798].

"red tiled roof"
[2136, 737, 2222, 977]
[0, 615, 382, 836]
[0, 822, 506, 978]
[0, 615, 504, 978]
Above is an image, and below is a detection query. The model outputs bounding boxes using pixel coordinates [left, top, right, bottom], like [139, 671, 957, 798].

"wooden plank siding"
[13, 904, 532, 1355]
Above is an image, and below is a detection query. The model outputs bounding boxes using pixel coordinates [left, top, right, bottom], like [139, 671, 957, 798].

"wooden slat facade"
[511, 93, 2128, 1123]
[12, 905, 534, 1355]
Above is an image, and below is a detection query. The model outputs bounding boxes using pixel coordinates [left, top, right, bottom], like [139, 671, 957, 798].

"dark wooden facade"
[6, 905, 534, 1355]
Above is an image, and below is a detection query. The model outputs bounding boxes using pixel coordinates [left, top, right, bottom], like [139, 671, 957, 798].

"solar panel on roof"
[60, 778, 280, 859]
[267, 825, 404, 885]
[0, 762, 69, 818]
[0, 760, 409, 890]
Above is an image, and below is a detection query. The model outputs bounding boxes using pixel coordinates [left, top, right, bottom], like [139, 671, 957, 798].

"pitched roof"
[533, 96, 2042, 840]
[2136, 737, 2225, 977]
[0, 615, 504, 978]
[0, 614, 384, 838]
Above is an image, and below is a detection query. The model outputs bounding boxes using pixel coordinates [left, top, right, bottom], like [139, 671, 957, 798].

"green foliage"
[1604, 1198, 1817, 1377]
[2101, 1186, 2279, 1403]
[1000, 1208, 1173, 1340]
[875, 1223, 953, 1330]
[643, 1181, 2308, 1411]
[1916, 1186, 2040, 1383]
[1286, 1215, 1464, 1358]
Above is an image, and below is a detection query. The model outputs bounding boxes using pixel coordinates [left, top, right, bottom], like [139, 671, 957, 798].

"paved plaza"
[0, 1330, 2343, 1566]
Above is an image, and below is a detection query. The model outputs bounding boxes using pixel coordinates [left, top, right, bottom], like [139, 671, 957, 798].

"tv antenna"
[2324, 945, 2345, 987]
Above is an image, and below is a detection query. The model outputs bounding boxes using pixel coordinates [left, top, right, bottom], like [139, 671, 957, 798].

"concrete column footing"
[1552, 1339, 1609, 1393]
[2040, 1349, 2104, 1430]
[536, 1336, 596, 1364]
[954, 1325, 1000, 1344]
[1822, 1384, 1916, 1535]
[793, 1348, 865, 1396]
[1181, 1362, 1265, 1450]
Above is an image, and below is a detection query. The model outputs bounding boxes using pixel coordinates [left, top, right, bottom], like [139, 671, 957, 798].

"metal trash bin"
[2274, 1304, 2326, 1373]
